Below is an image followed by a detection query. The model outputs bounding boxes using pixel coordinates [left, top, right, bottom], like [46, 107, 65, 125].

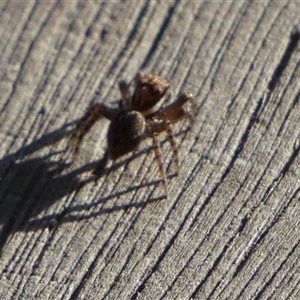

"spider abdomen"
[107, 110, 145, 159]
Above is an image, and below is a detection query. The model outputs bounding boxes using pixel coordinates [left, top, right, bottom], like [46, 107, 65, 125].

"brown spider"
[69, 71, 195, 194]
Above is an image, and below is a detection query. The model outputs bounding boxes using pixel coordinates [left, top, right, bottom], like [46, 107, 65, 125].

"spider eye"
[139, 82, 147, 88]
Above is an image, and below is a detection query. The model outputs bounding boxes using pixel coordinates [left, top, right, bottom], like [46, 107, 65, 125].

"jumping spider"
[69, 71, 195, 194]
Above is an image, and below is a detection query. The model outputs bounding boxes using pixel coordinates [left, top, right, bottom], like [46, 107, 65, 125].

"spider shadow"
[25, 178, 170, 232]
[20, 142, 179, 232]
[0, 123, 75, 250]
[0, 123, 188, 250]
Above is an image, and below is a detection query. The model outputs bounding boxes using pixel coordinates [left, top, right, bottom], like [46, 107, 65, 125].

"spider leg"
[165, 122, 179, 172]
[146, 119, 181, 194]
[147, 92, 195, 126]
[152, 133, 168, 194]
[118, 80, 131, 108]
[69, 103, 117, 160]
[147, 121, 179, 173]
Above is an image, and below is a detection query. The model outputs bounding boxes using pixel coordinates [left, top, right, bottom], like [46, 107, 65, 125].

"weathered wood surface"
[0, 1, 300, 299]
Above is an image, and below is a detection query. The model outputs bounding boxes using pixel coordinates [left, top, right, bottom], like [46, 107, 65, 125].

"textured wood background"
[0, 1, 300, 299]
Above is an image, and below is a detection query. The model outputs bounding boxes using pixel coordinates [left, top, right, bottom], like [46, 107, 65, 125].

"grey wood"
[0, 1, 300, 299]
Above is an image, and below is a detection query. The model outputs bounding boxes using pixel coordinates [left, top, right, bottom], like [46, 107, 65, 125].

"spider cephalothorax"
[69, 71, 195, 193]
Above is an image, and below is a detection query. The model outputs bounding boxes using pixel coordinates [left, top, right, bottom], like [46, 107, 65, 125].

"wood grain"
[0, 1, 300, 299]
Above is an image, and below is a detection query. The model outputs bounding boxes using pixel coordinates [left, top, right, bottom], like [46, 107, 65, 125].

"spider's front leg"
[69, 103, 117, 160]
[147, 92, 195, 126]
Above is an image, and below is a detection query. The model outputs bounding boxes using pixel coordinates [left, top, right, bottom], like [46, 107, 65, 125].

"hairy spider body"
[107, 110, 145, 159]
[131, 71, 170, 112]
[69, 71, 195, 194]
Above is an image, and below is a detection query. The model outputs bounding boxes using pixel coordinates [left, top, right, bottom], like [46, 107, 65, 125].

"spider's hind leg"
[146, 121, 181, 194]
[152, 133, 168, 195]
[69, 103, 117, 160]
[165, 122, 179, 173]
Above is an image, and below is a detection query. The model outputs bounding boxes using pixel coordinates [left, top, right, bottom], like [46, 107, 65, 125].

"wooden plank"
[0, 1, 300, 299]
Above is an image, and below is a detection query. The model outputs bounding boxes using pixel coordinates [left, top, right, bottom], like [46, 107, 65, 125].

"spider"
[69, 71, 195, 194]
